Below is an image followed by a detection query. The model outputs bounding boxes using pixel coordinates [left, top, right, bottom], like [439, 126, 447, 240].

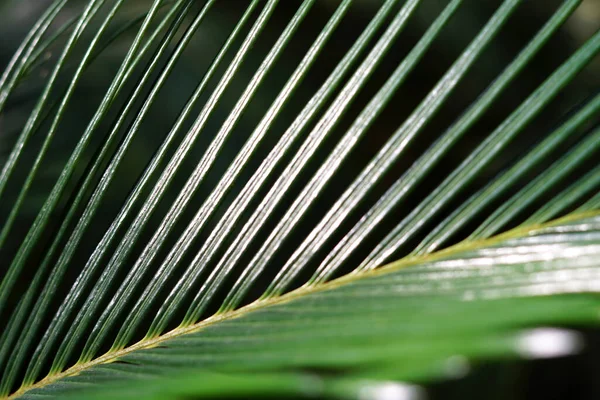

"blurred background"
[0, 0, 599, 398]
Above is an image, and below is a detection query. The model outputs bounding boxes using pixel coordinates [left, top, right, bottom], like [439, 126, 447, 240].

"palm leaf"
[0, 0, 599, 398]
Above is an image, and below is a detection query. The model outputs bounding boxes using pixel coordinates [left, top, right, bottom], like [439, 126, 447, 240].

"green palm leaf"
[0, 0, 599, 399]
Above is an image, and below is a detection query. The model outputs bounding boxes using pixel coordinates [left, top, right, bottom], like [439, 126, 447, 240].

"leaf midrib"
[8, 210, 599, 400]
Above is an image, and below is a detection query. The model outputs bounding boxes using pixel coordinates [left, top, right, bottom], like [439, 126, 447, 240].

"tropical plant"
[0, 0, 599, 398]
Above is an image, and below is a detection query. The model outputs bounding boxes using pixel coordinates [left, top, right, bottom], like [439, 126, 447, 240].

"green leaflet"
[1, 0, 599, 399]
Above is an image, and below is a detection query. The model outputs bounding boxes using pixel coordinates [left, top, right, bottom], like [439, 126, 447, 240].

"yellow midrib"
[6, 210, 599, 399]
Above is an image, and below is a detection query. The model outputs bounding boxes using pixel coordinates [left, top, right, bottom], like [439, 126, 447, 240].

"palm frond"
[15, 213, 600, 399]
[0, 0, 599, 399]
